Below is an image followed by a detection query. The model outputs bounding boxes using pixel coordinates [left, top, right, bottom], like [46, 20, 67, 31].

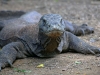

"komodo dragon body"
[0, 11, 99, 70]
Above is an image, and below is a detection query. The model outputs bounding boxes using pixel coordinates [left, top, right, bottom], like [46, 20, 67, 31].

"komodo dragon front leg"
[0, 42, 28, 70]
[65, 31, 100, 54]
[63, 20, 94, 36]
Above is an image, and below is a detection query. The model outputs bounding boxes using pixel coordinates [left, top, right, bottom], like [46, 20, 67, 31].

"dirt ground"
[0, 0, 100, 75]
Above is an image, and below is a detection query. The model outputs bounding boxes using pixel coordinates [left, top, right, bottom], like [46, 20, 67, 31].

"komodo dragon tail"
[0, 10, 25, 30]
[0, 10, 25, 17]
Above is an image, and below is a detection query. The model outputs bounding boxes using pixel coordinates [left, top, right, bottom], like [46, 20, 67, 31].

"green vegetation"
[13, 68, 31, 73]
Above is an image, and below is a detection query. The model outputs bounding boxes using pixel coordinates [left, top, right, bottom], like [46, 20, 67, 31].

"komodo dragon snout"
[39, 14, 65, 38]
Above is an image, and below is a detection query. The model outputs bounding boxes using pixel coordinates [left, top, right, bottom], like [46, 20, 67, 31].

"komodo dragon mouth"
[45, 30, 63, 38]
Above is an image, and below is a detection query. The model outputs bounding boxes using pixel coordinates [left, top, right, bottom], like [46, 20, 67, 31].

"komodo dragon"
[0, 11, 99, 70]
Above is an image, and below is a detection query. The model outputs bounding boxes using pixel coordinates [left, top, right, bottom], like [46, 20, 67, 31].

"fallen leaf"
[75, 61, 81, 64]
[37, 64, 44, 68]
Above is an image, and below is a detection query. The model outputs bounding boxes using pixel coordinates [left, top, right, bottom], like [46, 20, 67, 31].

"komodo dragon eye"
[60, 19, 63, 22]
[60, 19, 64, 26]
[60, 19, 63, 23]
[42, 19, 47, 26]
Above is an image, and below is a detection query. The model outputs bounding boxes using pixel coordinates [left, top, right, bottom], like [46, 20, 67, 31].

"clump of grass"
[13, 68, 31, 73]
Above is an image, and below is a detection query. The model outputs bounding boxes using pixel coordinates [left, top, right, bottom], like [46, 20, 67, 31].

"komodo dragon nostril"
[48, 25, 50, 27]
[92, 30, 94, 33]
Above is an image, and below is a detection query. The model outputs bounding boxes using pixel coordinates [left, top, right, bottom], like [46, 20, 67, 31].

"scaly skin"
[0, 11, 99, 71]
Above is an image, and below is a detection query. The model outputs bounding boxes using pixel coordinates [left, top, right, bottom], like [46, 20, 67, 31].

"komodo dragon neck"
[39, 32, 61, 52]
[38, 32, 61, 57]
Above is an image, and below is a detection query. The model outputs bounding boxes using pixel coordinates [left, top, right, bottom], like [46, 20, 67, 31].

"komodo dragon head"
[36, 14, 65, 57]
[39, 14, 65, 38]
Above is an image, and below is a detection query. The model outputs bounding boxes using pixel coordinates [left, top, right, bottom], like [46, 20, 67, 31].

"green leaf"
[75, 61, 81, 64]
